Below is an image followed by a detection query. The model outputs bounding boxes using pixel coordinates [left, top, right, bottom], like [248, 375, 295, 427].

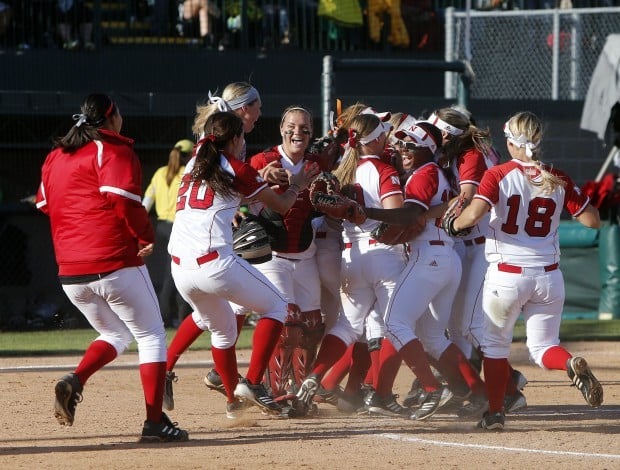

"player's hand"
[260, 160, 289, 186]
[138, 243, 154, 257]
[289, 161, 320, 191]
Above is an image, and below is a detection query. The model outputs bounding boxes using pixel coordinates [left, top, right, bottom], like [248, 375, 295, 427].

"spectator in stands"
[260, 2, 290, 49]
[179, 0, 221, 48]
[143, 139, 193, 328]
[55, 0, 95, 50]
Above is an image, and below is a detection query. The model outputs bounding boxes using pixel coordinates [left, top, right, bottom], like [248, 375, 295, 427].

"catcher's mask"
[233, 219, 272, 264]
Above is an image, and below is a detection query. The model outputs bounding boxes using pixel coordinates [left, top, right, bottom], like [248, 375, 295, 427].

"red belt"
[171, 251, 219, 266]
[464, 236, 486, 246]
[498, 262, 558, 274]
[344, 239, 377, 249]
[316, 231, 327, 239]
[429, 240, 444, 246]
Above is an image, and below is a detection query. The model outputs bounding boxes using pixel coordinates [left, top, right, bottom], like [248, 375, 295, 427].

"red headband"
[348, 128, 357, 147]
[104, 101, 116, 117]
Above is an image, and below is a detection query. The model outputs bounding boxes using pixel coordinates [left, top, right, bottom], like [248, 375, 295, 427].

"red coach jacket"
[36, 129, 154, 276]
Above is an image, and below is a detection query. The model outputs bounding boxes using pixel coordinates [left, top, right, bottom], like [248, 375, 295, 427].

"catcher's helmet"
[233, 219, 272, 264]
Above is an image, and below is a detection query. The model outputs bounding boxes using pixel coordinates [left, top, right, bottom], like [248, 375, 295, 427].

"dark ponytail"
[190, 111, 244, 199]
[53, 93, 118, 152]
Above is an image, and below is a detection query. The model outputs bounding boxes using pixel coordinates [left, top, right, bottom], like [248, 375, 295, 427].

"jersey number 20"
[176, 176, 215, 211]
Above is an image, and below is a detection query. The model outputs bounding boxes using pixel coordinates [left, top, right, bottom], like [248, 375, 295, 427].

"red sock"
[140, 361, 166, 423]
[400, 339, 441, 392]
[439, 343, 486, 396]
[74, 340, 118, 385]
[542, 345, 572, 371]
[211, 346, 238, 402]
[166, 314, 204, 371]
[321, 344, 354, 390]
[369, 350, 381, 386]
[374, 339, 401, 396]
[311, 334, 348, 379]
[483, 357, 509, 413]
[245, 317, 283, 384]
[344, 342, 371, 395]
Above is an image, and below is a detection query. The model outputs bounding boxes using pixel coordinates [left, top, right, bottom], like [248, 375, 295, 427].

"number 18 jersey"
[474, 159, 590, 267]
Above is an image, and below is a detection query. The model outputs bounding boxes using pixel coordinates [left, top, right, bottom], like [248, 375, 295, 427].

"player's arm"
[100, 148, 155, 247]
[142, 176, 156, 212]
[255, 162, 320, 214]
[452, 198, 490, 232]
[575, 203, 600, 229]
[35, 181, 49, 215]
[364, 201, 424, 225]
[106, 192, 155, 246]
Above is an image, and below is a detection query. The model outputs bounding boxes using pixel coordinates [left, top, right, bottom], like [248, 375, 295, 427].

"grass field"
[0, 319, 619, 356]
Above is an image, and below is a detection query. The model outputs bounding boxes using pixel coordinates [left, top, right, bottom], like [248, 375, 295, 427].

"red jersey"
[36, 129, 154, 276]
[249, 145, 327, 254]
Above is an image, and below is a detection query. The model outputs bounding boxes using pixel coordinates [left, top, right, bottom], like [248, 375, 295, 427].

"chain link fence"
[445, 7, 620, 100]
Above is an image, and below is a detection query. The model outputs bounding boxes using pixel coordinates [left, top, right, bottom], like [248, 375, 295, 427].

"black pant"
[156, 221, 191, 327]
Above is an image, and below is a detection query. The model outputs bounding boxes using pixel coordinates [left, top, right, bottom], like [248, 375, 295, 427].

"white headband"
[359, 121, 393, 145]
[504, 121, 538, 157]
[395, 114, 417, 133]
[395, 125, 438, 155]
[428, 113, 464, 136]
[360, 106, 391, 122]
[208, 87, 260, 112]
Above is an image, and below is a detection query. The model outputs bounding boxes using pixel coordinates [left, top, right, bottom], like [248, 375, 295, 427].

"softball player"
[363, 123, 485, 420]
[432, 106, 528, 413]
[449, 111, 603, 430]
[163, 83, 289, 409]
[248, 106, 328, 403]
[36, 93, 188, 442]
[168, 111, 318, 418]
[294, 113, 407, 415]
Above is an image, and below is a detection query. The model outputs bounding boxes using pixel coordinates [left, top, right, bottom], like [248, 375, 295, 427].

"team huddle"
[37, 84, 604, 443]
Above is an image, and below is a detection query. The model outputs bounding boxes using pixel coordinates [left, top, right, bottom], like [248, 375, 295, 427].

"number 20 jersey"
[168, 154, 267, 262]
[474, 159, 590, 267]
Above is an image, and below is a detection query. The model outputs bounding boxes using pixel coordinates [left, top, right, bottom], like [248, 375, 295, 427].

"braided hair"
[191, 111, 244, 200]
[54, 93, 118, 152]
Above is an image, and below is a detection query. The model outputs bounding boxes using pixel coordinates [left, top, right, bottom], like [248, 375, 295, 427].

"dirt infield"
[1, 341, 619, 470]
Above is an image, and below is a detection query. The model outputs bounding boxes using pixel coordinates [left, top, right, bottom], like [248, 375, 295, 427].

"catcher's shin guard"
[264, 304, 304, 398]
[292, 310, 325, 387]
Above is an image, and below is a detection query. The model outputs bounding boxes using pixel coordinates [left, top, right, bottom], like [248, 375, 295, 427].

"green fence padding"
[559, 221, 599, 248]
[599, 223, 620, 319]
[562, 246, 601, 315]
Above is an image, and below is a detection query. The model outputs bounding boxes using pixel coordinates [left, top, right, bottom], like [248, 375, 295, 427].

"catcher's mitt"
[233, 218, 272, 264]
[440, 194, 471, 237]
[309, 171, 341, 197]
[312, 192, 367, 225]
[310, 172, 366, 224]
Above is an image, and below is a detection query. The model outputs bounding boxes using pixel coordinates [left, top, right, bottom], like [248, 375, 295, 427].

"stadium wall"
[0, 49, 610, 327]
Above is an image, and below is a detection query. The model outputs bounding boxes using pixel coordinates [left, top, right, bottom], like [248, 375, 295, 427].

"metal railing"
[444, 6, 620, 100]
[0, 0, 444, 52]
